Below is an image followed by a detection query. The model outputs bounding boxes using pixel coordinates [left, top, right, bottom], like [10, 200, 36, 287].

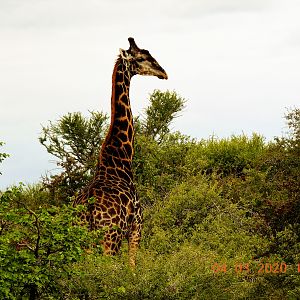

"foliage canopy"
[1, 90, 299, 299]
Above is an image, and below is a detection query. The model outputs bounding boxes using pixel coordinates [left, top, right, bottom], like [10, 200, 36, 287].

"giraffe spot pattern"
[74, 38, 167, 267]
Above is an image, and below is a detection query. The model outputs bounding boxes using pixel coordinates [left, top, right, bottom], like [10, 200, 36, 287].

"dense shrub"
[1, 90, 299, 299]
[184, 133, 265, 177]
[133, 132, 193, 206]
[0, 184, 99, 299]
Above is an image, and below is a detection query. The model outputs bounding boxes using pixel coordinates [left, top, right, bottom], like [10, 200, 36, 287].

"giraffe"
[74, 37, 168, 267]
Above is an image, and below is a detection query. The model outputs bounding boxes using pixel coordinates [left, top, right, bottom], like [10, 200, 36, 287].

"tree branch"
[19, 202, 41, 259]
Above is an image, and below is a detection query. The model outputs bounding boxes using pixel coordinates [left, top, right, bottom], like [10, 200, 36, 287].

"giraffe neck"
[99, 57, 134, 172]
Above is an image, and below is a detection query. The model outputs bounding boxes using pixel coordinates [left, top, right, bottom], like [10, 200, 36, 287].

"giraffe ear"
[119, 48, 132, 60]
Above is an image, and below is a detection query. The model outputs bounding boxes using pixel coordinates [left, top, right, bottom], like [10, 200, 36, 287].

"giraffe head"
[119, 37, 168, 80]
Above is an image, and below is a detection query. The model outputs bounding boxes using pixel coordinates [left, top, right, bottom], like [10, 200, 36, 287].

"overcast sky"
[1, 0, 299, 189]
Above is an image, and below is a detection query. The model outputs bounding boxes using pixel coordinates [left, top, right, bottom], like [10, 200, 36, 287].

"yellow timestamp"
[211, 262, 300, 274]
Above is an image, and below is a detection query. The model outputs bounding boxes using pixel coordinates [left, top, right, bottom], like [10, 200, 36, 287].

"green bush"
[0, 184, 99, 299]
[2, 90, 299, 299]
[184, 133, 265, 177]
[133, 132, 193, 206]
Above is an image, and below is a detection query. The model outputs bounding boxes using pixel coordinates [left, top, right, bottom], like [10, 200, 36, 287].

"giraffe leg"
[128, 223, 141, 268]
[103, 229, 122, 256]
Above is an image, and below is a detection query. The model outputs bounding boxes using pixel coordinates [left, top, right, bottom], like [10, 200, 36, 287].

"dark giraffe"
[74, 37, 168, 267]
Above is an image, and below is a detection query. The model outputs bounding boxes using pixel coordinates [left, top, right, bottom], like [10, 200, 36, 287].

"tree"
[39, 90, 186, 203]
[39, 111, 109, 202]
[141, 90, 185, 142]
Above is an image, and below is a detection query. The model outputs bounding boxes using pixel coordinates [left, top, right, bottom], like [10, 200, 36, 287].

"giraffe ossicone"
[74, 37, 168, 267]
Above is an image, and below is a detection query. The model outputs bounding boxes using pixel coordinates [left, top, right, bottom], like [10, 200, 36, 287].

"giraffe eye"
[136, 57, 144, 62]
